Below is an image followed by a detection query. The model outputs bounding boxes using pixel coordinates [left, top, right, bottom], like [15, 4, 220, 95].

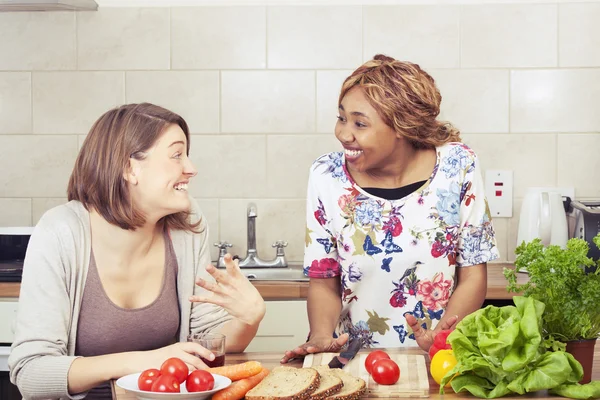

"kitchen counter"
[113, 346, 600, 399]
[0, 262, 524, 300]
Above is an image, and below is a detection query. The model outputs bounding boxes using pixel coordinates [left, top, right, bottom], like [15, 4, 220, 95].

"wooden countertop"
[0, 262, 524, 301]
[113, 346, 600, 399]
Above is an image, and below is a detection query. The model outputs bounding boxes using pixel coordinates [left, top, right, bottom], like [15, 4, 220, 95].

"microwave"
[0, 227, 34, 282]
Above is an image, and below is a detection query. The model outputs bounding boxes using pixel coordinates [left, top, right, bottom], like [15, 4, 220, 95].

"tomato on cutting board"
[371, 358, 400, 385]
[364, 350, 391, 374]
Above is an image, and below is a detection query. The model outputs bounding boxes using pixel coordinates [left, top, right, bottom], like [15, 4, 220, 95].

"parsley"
[504, 234, 600, 342]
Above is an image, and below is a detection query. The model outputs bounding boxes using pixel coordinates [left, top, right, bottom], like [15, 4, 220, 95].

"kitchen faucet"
[214, 202, 288, 269]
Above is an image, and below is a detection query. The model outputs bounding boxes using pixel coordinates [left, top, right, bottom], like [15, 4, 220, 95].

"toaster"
[568, 201, 600, 272]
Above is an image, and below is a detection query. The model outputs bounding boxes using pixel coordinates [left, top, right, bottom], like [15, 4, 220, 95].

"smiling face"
[126, 123, 197, 222]
[335, 86, 403, 175]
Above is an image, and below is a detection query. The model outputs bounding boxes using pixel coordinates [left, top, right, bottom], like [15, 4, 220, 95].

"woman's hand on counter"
[280, 333, 349, 364]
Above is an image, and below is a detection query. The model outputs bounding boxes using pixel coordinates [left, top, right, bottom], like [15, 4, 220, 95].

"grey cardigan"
[8, 200, 232, 399]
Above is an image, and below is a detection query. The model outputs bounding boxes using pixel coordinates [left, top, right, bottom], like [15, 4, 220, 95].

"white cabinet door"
[245, 300, 309, 353]
[0, 299, 19, 343]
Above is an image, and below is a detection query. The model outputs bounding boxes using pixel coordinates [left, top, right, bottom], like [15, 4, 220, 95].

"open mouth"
[174, 182, 188, 191]
[344, 148, 363, 160]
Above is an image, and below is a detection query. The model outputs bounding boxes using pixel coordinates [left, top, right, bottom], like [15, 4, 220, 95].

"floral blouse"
[303, 142, 499, 348]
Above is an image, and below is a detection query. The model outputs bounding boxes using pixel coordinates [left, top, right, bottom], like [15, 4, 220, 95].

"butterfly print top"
[303, 142, 499, 347]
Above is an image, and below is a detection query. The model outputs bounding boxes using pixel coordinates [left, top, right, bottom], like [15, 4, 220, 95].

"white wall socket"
[485, 170, 513, 218]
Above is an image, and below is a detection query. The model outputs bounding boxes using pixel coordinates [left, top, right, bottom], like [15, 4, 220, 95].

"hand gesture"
[405, 313, 458, 352]
[280, 333, 349, 364]
[189, 254, 266, 326]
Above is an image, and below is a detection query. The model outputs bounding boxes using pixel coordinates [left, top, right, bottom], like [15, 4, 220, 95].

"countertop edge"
[0, 262, 521, 300]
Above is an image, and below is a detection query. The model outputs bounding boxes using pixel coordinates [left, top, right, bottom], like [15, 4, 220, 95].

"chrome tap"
[237, 202, 288, 268]
[213, 241, 232, 269]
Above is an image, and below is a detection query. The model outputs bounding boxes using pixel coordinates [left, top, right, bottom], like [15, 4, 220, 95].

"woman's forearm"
[219, 316, 263, 353]
[307, 277, 343, 339]
[436, 263, 487, 333]
[67, 351, 142, 394]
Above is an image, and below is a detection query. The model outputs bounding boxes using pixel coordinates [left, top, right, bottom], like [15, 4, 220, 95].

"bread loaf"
[310, 366, 344, 400]
[245, 366, 320, 400]
[325, 369, 366, 400]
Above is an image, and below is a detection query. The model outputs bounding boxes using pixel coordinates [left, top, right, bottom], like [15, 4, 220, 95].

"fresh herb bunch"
[504, 234, 600, 342]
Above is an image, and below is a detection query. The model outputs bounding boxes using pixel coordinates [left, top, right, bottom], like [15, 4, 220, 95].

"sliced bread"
[311, 366, 344, 400]
[325, 369, 366, 400]
[245, 366, 320, 400]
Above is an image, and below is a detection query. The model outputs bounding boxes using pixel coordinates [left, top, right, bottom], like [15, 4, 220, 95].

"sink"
[239, 264, 308, 281]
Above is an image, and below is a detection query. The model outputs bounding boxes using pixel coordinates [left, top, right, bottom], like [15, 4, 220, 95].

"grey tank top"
[75, 230, 180, 399]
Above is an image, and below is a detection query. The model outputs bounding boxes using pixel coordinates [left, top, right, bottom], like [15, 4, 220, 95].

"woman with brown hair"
[9, 103, 265, 399]
[282, 55, 499, 362]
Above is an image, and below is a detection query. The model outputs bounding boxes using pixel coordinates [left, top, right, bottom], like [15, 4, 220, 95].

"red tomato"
[186, 370, 215, 392]
[138, 368, 161, 391]
[151, 374, 181, 393]
[364, 350, 391, 374]
[160, 357, 189, 384]
[371, 358, 400, 385]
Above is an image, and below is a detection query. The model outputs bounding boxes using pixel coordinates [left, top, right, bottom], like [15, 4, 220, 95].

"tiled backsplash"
[1, 3, 599, 263]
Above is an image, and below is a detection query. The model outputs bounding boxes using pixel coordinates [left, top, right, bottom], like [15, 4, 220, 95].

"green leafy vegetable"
[504, 236, 600, 342]
[440, 296, 600, 398]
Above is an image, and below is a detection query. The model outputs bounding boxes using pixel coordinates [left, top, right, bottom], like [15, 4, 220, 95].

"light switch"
[485, 170, 513, 218]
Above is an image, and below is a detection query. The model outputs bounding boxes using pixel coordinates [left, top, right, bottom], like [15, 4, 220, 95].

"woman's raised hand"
[190, 254, 266, 326]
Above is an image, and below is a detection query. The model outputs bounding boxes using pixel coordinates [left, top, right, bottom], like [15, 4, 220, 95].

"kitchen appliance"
[305, 350, 429, 397]
[568, 200, 600, 273]
[0, 227, 33, 283]
[517, 188, 569, 248]
[516, 188, 569, 273]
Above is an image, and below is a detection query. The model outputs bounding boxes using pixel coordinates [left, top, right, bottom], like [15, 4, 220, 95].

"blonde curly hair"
[339, 54, 461, 149]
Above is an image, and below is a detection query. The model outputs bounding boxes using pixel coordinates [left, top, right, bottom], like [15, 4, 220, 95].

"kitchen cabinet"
[0, 299, 18, 345]
[245, 300, 309, 353]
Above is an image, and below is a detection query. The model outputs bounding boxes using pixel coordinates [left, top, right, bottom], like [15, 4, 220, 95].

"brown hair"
[68, 103, 201, 232]
[339, 54, 461, 149]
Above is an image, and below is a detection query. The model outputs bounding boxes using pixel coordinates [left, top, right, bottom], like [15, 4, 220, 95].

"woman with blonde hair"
[9, 103, 265, 399]
[282, 55, 498, 362]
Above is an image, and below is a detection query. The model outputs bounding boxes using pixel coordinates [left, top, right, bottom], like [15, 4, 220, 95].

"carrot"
[212, 367, 270, 400]
[206, 361, 263, 381]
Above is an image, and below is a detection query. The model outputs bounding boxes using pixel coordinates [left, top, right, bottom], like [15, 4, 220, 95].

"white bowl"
[116, 372, 231, 400]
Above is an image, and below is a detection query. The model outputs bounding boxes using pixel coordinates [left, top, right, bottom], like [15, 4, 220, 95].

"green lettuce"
[440, 296, 600, 398]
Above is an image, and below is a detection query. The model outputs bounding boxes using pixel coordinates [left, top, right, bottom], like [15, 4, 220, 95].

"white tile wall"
[221, 71, 315, 134]
[125, 71, 220, 134]
[188, 135, 267, 198]
[510, 69, 600, 133]
[32, 72, 125, 134]
[462, 134, 557, 198]
[2, 3, 600, 263]
[0, 135, 78, 198]
[0, 199, 32, 226]
[363, 6, 460, 68]
[316, 70, 353, 133]
[77, 8, 170, 70]
[0, 13, 76, 70]
[171, 7, 266, 69]
[432, 69, 509, 133]
[0, 73, 32, 134]
[267, 6, 362, 69]
[461, 4, 557, 68]
[559, 3, 600, 67]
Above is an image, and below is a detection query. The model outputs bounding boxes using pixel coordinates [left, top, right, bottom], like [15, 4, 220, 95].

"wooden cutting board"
[303, 351, 429, 398]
